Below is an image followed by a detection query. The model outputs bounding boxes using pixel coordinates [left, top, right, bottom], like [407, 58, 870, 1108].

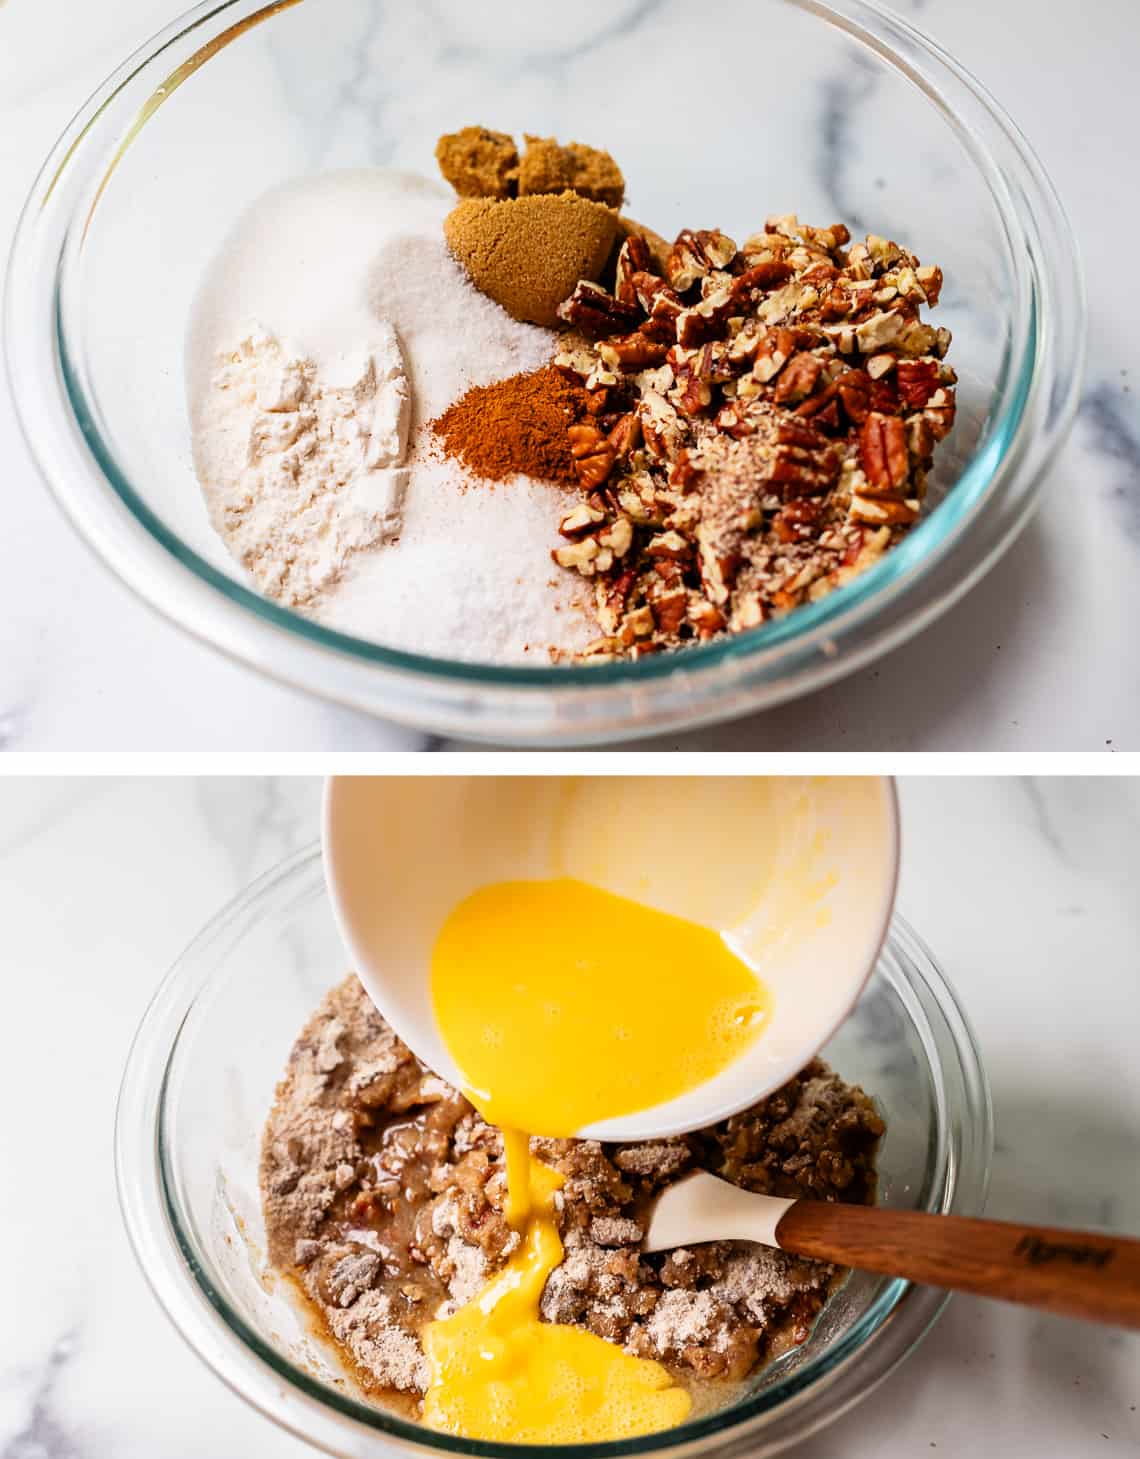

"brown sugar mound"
[518, 134, 625, 208]
[444, 192, 620, 327]
[435, 126, 519, 199]
[431, 365, 590, 484]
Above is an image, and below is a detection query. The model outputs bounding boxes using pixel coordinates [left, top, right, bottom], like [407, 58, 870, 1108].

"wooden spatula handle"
[775, 1203, 1140, 1328]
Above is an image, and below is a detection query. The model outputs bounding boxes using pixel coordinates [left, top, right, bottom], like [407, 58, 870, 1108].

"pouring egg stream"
[323, 775, 899, 1446]
[424, 878, 772, 1443]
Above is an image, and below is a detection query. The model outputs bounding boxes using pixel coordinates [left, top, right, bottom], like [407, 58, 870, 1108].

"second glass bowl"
[116, 844, 992, 1457]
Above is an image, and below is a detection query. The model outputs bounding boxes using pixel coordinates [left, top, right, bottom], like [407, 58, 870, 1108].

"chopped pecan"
[714, 402, 757, 439]
[858, 413, 909, 495]
[607, 413, 642, 460]
[923, 390, 956, 441]
[597, 330, 671, 372]
[676, 287, 737, 348]
[849, 494, 920, 526]
[666, 229, 738, 293]
[559, 502, 606, 538]
[774, 353, 823, 404]
[675, 370, 713, 417]
[688, 598, 726, 637]
[544, 211, 952, 659]
[835, 369, 872, 424]
[895, 359, 941, 410]
[774, 498, 824, 543]
[769, 420, 840, 499]
[668, 451, 704, 492]
[730, 260, 795, 304]
[645, 531, 692, 561]
[915, 265, 943, 306]
[650, 587, 688, 634]
[568, 422, 617, 489]
[552, 536, 600, 573]
[595, 568, 638, 634]
[614, 235, 653, 308]
[752, 327, 798, 383]
[557, 281, 640, 338]
[795, 384, 842, 433]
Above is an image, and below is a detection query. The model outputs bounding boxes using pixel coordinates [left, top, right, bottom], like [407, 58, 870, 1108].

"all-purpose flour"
[187, 169, 592, 663]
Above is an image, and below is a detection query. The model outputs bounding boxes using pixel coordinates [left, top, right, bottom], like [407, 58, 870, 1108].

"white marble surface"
[0, 774, 1137, 1455]
[0, 0, 1136, 750]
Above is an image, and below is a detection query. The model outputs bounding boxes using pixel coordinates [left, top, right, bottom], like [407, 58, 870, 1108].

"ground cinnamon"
[431, 365, 588, 485]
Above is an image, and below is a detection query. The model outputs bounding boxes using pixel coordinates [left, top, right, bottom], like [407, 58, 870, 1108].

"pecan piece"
[795, 384, 842, 433]
[774, 353, 823, 404]
[595, 568, 638, 634]
[688, 598, 726, 638]
[768, 420, 840, 500]
[923, 390, 956, 441]
[676, 286, 737, 347]
[668, 451, 704, 492]
[896, 359, 942, 410]
[675, 369, 713, 417]
[650, 587, 688, 634]
[774, 498, 823, 543]
[666, 229, 738, 293]
[614, 235, 653, 307]
[607, 412, 643, 460]
[715, 402, 757, 439]
[849, 494, 920, 527]
[858, 412, 909, 496]
[568, 422, 617, 488]
[835, 369, 872, 424]
[915, 265, 944, 307]
[552, 536, 600, 573]
[597, 330, 671, 373]
[645, 530, 692, 561]
[751, 327, 798, 384]
[559, 502, 606, 538]
[730, 260, 795, 304]
[557, 281, 640, 338]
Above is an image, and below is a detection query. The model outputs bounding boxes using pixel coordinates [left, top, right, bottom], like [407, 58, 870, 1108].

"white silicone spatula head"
[322, 775, 899, 1142]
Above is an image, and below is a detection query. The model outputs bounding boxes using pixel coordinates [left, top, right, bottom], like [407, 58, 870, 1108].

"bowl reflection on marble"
[6, 0, 1083, 742]
[115, 845, 992, 1459]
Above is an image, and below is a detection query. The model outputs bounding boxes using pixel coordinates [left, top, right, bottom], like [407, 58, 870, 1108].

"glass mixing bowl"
[116, 845, 992, 1457]
[6, 1, 1083, 743]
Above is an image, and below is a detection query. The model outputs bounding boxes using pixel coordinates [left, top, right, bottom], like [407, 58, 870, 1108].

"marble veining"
[0, 776, 1136, 1456]
[0, 0, 1137, 749]
[1080, 382, 1140, 542]
[2, 1330, 86, 1459]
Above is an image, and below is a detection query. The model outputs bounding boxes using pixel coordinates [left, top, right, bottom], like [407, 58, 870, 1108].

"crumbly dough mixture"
[261, 978, 883, 1415]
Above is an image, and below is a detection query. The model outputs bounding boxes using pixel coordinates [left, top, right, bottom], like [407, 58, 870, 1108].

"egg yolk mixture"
[424, 876, 771, 1444]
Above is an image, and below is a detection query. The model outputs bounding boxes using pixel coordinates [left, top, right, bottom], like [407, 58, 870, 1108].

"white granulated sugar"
[187, 168, 591, 663]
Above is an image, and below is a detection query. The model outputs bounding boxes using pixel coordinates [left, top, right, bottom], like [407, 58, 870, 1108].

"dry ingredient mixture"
[261, 976, 884, 1420]
[189, 126, 956, 666]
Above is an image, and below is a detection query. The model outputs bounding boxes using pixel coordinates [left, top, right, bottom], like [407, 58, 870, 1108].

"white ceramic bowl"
[322, 775, 900, 1140]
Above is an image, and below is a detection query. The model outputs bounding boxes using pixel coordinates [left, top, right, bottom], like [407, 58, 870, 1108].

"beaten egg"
[423, 875, 772, 1443]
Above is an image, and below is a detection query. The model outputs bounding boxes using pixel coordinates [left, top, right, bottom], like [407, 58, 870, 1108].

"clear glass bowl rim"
[115, 842, 994, 1459]
[5, 0, 1085, 737]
